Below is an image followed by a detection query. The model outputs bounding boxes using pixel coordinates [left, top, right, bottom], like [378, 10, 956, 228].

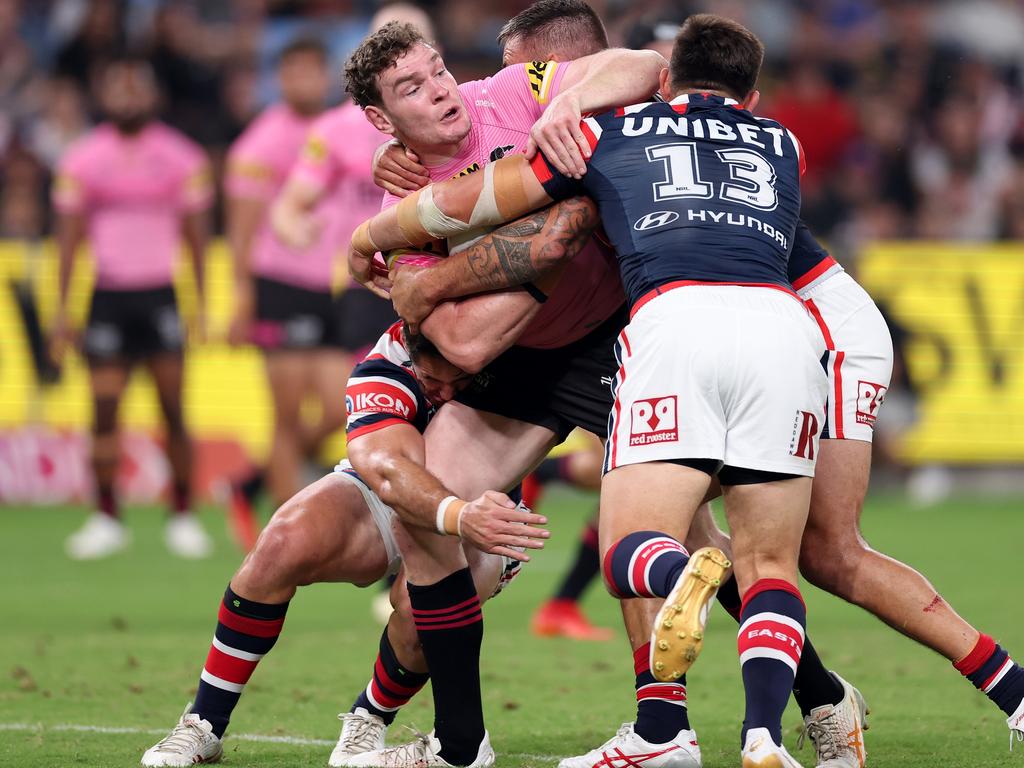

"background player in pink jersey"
[50, 56, 213, 561]
[224, 38, 341, 517]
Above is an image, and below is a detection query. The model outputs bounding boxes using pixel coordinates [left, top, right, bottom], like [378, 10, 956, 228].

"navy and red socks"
[955, 633, 1024, 717]
[634, 642, 690, 743]
[351, 628, 429, 723]
[409, 568, 485, 765]
[602, 530, 689, 598]
[191, 586, 288, 737]
[717, 573, 842, 716]
[738, 579, 807, 746]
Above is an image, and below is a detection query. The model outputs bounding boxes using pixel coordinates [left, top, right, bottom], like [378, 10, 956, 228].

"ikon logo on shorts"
[856, 381, 887, 425]
[630, 396, 678, 446]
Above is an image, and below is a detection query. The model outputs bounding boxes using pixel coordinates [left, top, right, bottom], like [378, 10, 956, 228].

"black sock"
[553, 518, 600, 602]
[409, 568, 484, 765]
[720, 574, 842, 715]
[792, 640, 844, 715]
[238, 471, 264, 502]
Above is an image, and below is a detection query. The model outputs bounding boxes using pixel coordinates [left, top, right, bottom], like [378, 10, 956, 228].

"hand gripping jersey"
[533, 93, 804, 310]
[345, 322, 433, 442]
[382, 61, 624, 349]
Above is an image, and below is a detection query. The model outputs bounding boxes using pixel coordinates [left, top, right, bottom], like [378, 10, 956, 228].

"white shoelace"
[1010, 727, 1024, 752]
[152, 717, 211, 754]
[797, 712, 844, 761]
[337, 712, 385, 753]
[379, 727, 436, 767]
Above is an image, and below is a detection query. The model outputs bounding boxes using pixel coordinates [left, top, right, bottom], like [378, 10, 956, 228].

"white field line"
[0, 722, 558, 762]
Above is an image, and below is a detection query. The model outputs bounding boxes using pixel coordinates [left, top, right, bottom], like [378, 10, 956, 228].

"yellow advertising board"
[858, 243, 1024, 463]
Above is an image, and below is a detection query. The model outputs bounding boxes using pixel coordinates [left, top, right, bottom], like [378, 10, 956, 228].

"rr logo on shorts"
[790, 410, 819, 460]
[629, 396, 678, 446]
[856, 381, 887, 425]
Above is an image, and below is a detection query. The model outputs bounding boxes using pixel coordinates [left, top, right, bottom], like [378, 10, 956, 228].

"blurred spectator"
[54, 0, 125, 88]
[23, 77, 91, 170]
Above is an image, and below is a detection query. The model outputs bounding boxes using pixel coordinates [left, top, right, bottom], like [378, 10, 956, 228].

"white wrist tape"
[435, 495, 464, 536]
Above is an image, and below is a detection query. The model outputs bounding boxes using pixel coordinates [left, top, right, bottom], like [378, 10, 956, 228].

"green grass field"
[2, 489, 1022, 767]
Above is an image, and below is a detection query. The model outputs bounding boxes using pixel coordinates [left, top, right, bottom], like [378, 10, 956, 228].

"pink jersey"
[288, 103, 388, 290]
[383, 61, 624, 349]
[53, 122, 212, 290]
[226, 104, 344, 291]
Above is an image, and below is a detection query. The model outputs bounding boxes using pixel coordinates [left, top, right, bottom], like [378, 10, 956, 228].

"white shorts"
[604, 285, 828, 478]
[332, 461, 524, 597]
[333, 461, 403, 579]
[800, 270, 893, 443]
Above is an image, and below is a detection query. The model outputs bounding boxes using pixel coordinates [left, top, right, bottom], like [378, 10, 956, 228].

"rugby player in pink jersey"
[341, 18, 678, 768]
[224, 38, 341, 517]
[50, 56, 214, 561]
[356, 9, 1024, 765]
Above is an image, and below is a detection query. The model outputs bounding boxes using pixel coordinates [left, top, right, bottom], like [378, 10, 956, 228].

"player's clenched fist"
[457, 490, 549, 562]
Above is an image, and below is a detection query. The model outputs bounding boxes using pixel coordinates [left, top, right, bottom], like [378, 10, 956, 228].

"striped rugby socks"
[955, 633, 1024, 716]
[634, 642, 690, 742]
[191, 586, 288, 737]
[738, 579, 806, 746]
[351, 629, 429, 723]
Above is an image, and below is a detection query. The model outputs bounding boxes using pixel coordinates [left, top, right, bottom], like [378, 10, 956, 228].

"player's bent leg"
[143, 474, 391, 768]
[67, 362, 131, 560]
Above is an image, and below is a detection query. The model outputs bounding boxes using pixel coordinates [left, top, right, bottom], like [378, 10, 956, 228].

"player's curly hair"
[345, 21, 426, 109]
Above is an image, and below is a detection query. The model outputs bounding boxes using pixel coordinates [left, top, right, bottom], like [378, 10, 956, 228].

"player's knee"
[246, 515, 320, 589]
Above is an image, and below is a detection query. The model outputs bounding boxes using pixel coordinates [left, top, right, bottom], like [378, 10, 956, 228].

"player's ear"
[743, 89, 760, 112]
[657, 68, 672, 101]
[364, 105, 395, 136]
[546, 52, 561, 63]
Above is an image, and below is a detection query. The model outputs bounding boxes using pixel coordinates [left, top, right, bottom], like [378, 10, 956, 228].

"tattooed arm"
[389, 196, 599, 326]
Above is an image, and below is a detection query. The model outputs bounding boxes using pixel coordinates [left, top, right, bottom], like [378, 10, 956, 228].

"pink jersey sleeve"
[479, 60, 570, 122]
[176, 137, 214, 213]
[52, 142, 91, 214]
[225, 117, 279, 201]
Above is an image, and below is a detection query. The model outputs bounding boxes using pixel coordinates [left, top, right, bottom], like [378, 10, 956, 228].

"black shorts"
[336, 287, 399, 354]
[253, 276, 343, 350]
[455, 305, 628, 442]
[83, 285, 183, 363]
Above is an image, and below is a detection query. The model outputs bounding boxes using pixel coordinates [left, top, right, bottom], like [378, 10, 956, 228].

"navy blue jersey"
[534, 94, 804, 309]
[345, 322, 433, 442]
[788, 220, 837, 290]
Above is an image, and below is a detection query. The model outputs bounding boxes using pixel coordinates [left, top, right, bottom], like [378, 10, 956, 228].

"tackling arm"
[346, 422, 549, 559]
[389, 196, 599, 326]
[350, 155, 555, 267]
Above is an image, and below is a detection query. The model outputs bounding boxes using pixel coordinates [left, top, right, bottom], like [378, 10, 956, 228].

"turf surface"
[2, 490, 1022, 767]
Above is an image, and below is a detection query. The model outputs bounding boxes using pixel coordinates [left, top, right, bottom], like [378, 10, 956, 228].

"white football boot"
[329, 708, 388, 767]
[741, 728, 804, 768]
[797, 673, 868, 767]
[141, 707, 223, 766]
[65, 512, 129, 560]
[345, 729, 494, 767]
[558, 722, 701, 768]
[650, 547, 731, 682]
[165, 514, 213, 559]
[1007, 697, 1024, 750]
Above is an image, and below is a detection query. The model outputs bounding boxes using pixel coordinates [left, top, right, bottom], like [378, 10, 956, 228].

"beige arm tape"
[396, 190, 433, 245]
[351, 220, 379, 256]
[415, 156, 537, 240]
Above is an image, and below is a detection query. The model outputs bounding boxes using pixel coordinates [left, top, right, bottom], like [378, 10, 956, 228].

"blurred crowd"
[2, 0, 1024, 257]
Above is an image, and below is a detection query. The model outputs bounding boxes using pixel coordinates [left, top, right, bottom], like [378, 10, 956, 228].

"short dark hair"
[278, 36, 328, 66]
[669, 14, 764, 100]
[345, 21, 426, 109]
[401, 324, 442, 363]
[498, 0, 609, 59]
